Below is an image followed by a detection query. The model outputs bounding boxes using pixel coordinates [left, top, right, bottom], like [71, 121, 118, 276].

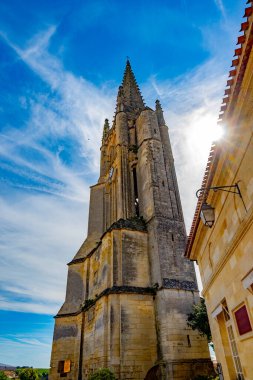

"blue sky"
[0, 0, 245, 368]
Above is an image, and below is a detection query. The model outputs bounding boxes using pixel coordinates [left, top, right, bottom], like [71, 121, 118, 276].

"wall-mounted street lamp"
[199, 202, 215, 228]
[196, 183, 247, 228]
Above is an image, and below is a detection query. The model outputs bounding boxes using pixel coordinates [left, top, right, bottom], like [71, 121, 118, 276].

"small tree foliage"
[19, 368, 39, 380]
[0, 371, 8, 380]
[88, 368, 116, 380]
[187, 297, 212, 342]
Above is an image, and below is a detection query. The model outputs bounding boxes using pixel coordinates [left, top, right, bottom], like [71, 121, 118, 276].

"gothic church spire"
[50, 60, 212, 380]
[116, 60, 145, 116]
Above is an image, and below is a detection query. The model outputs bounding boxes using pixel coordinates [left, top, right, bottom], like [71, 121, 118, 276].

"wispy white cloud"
[0, 193, 88, 314]
[0, 26, 115, 315]
[0, 26, 116, 316]
[0, 25, 115, 199]
[214, 0, 226, 19]
[15, 338, 50, 347]
[0, 334, 52, 367]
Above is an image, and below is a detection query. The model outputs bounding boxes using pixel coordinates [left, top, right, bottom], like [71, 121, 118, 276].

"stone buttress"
[50, 61, 213, 380]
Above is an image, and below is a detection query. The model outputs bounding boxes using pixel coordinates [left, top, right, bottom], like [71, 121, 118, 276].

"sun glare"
[212, 123, 224, 141]
[187, 113, 224, 159]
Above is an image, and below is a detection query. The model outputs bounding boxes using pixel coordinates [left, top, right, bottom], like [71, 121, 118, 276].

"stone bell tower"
[50, 61, 213, 380]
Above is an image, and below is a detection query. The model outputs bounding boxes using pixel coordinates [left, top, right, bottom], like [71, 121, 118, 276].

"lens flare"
[212, 123, 224, 141]
[187, 113, 225, 161]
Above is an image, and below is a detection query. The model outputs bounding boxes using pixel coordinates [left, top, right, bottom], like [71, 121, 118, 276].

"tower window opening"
[58, 360, 71, 376]
[187, 335, 191, 347]
[133, 167, 139, 217]
[154, 128, 157, 134]
[171, 233, 174, 242]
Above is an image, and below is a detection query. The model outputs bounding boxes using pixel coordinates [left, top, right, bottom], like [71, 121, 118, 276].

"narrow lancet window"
[133, 167, 139, 216]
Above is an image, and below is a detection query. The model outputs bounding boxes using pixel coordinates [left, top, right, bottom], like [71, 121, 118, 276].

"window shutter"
[234, 305, 252, 335]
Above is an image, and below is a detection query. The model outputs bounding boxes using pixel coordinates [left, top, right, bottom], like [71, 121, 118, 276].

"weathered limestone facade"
[50, 61, 212, 380]
[186, 6, 253, 380]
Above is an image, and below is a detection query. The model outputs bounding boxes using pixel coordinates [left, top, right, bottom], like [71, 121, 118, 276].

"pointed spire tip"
[116, 60, 145, 114]
[155, 99, 162, 110]
[155, 99, 165, 125]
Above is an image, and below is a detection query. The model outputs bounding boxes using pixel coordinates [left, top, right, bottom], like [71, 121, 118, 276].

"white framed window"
[212, 299, 245, 379]
[227, 325, 244, 380]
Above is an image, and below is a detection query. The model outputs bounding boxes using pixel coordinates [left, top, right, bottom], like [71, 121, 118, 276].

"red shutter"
[235, 305, 252, 335]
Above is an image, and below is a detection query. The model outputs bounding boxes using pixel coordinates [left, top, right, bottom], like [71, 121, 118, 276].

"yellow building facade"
[186, 4, 253, 380]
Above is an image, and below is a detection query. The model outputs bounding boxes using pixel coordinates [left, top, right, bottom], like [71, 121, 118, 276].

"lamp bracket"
[196, 182, 247, 212]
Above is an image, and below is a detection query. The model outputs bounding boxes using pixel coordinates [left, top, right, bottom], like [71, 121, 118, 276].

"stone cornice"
[55, 285, 156, 318]
[68, 217, 147, 266]
[162, 278, 198, 292]
[68, 241, 101, 265]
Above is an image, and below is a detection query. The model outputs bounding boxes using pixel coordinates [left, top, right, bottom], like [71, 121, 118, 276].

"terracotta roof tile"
[244, 7, 253, 17]
[237, 35, 246, 44]
[240, 21, 249, 31]
[231, 58, 239, 66]
[229, 69, 237, 77]
[234, 47, 242, 56]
